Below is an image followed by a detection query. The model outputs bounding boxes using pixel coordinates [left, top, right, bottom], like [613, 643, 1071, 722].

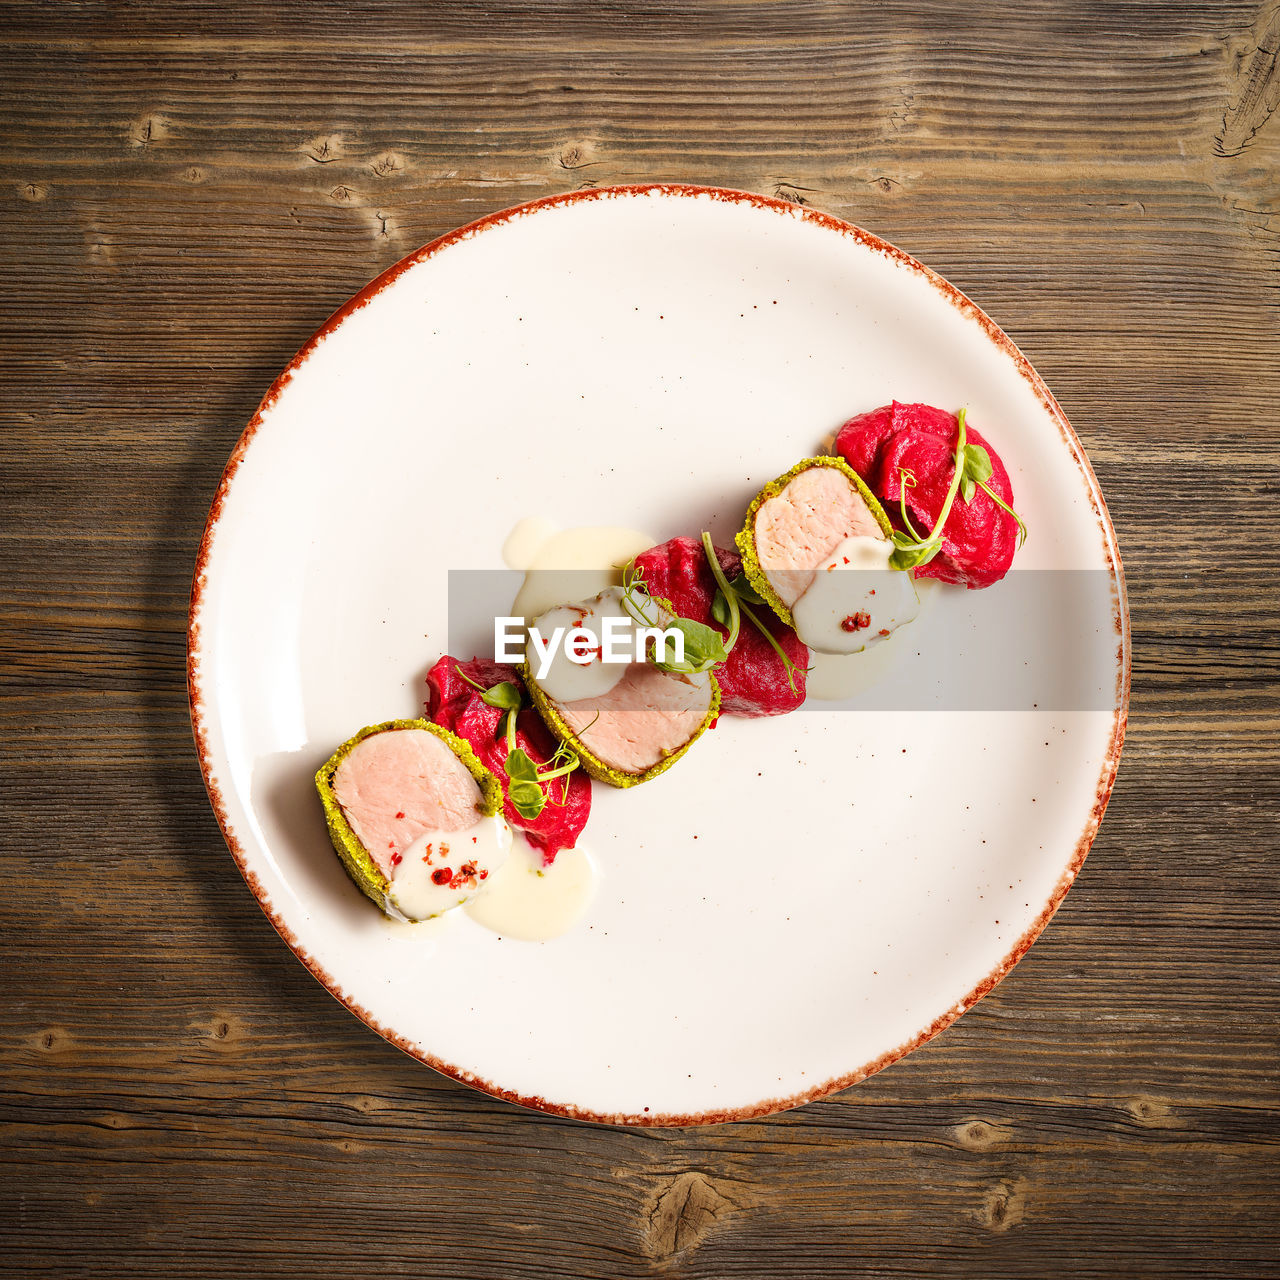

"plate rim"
[186, 182, 1131, 1126]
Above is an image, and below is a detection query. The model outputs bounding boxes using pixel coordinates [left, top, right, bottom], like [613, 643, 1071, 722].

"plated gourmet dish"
[192, 182, 1128, 1123]
[317, 401, 1026, 929]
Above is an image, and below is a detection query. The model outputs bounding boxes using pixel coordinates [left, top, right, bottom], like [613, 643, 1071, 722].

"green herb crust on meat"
[735, 455, 893, 628]
[315, 718, 504, 908]
[523, 663, 722, 789]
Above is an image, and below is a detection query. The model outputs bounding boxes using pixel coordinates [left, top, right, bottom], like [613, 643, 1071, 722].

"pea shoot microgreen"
[886, 408, 1028, 571]
[978, 476, 1029, 547]
[620, 560, 728, 677]
[453, 665, 522, 711]
[701, 532, 806, 696]
[453, 664, 488, 692]
[453, 664, 580, 822]
[699, 532, 741, 650]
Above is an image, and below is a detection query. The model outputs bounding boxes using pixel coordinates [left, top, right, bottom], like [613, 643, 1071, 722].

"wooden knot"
[978, 1178, 1027, 1233]
[1125, 1095, 1179, 1128]
[129, 113, 169, 147]
[204, 1015, 243, 1044]
[557, 140, 599, 172]
[771, 181, 811, 205]
[644, 1171, 735, 1263]
[304, 134, 343, 165]
[954, 1118, 1009, 1150]
[370, 152, 404, 179]
[1214, 4, 1280, 156]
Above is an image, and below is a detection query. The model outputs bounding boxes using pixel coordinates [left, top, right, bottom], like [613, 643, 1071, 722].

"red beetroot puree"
[426, 657, 591, 865]
[633, 537, 808, 717]
[836, 401, 1020, 589]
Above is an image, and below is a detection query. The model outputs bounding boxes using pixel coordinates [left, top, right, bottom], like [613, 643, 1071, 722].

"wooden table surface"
[3, 2, 1278, 1275]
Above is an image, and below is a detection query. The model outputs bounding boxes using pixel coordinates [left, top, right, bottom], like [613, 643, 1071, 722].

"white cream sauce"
[501, 516, 561, 571]
[441, 518, 644, 942]
[383, 813, 513, 922]
[789, 534, 920, 655]
[804, 576, 940, 699]
[508, 523, 656, 623]
[526, 584, 667, 703]
[380, 911, 457, 940]
[465, 836, 599, 942]
[804, 632, 904, 700]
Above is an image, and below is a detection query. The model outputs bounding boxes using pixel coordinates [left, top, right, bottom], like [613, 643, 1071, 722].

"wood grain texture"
[1, 1, 1277, 1275]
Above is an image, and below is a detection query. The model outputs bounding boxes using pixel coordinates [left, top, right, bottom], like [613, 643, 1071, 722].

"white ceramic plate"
[189, 185, 1128, 1124]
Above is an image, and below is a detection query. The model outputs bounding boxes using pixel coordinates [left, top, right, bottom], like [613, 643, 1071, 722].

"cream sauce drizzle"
[804, 577, 940, 699]
[508, 522, 656, 623]
[527, 586, 646, 703]
[464, 836, 600, 941]
[383, 814, 513, 922]
[407, 517, 650, 942]
[501, 516, 561, 571]
[790, 534, 920, 655]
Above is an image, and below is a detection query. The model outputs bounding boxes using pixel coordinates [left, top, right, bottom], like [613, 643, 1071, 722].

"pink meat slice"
[332, 728, 485, 877]
[426, 656, 591, 864]
[754, 465, 884, 607]
[557, 662, 712, 776]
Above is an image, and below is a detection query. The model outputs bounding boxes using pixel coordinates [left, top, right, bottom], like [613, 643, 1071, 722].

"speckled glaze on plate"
[188, 185, 1128, 1125]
